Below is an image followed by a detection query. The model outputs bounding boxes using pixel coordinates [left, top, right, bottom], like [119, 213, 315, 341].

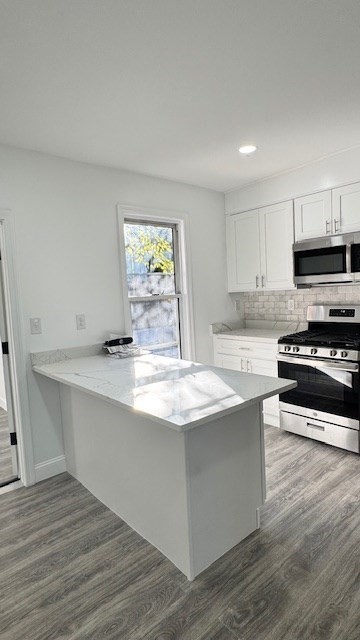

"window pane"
[130, 299, 179, 347]
[124, 223, 175, 297]
[150, 345, 180, 358]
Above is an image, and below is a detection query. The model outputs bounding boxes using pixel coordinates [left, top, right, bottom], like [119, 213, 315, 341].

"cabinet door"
[294, 190, 332, 240]
[259, 201, 294, 290]
[332, 182, 360, 234]
[248, 359, 279, 424]
[226, 210, 261, 291]
[213, 353, 243, 371]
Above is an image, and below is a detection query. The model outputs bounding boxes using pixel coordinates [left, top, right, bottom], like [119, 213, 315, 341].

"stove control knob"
[284, 345, 291, 352]
[292, 346, 300, 353]
[341, 351, 348, 358]
[330, 349, 337, 357]
[310, 348, 318, 355]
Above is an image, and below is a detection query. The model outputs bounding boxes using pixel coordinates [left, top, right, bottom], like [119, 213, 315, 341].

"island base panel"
[185, 403, 263, 578]
[60, 386, 265, 580]
[60, 385, 192, 578]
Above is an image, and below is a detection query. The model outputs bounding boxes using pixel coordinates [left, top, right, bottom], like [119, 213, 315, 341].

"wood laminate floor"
[0, 426, 359, 640]
[0, 407, 14, 484]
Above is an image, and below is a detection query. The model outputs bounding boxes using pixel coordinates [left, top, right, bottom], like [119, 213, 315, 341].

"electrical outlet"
[287, 299, 295, 311]
[235, 299, 242, 311]
[30, 317, 42, 335]
[76, 314, 86, 330]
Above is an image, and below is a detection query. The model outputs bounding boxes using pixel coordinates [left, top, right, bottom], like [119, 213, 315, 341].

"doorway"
[0, 210, 34, 489]
[0, 253, 18, 486]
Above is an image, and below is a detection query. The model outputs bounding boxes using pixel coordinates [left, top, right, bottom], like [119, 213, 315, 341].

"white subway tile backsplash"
[242, 285, 360, 322]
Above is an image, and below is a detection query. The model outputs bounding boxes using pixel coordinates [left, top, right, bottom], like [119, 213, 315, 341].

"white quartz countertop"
[212, 320, 306, 343]
[33, 353, 296, 431]
[215, 328, 289, 342]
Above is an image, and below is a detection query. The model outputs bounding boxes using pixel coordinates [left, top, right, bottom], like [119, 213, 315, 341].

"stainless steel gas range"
[277, 305, 360, 453]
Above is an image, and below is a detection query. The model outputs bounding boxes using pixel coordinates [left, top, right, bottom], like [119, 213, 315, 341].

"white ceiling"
[1, 0, 360, 192]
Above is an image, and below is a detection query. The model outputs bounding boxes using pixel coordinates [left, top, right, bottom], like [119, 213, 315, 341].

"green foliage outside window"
[125, 224, 174, 274]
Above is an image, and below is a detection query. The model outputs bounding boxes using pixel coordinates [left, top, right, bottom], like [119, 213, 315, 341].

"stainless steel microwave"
[293, 232, 360, 286]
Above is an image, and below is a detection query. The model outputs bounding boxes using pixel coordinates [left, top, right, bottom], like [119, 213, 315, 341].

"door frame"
[0, 209, 35, 486]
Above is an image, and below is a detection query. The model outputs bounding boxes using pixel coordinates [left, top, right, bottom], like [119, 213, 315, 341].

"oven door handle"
[277, 354, 359, 373]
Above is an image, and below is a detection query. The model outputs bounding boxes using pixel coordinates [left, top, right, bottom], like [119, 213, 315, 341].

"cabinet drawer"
[215, 337, 277, 360]
[280, 410, 359, 453]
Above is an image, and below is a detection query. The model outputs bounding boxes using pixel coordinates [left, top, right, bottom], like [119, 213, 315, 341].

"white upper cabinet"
[295, 182, 360, 240]
[332, 182, 360, 234]
[259, 201, 294, 290]
[227, 201, 294, 292]
[294, 190, 332, 241]
[226, 209, 261, 291]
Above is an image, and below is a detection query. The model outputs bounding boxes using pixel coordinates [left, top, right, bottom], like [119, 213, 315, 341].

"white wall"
[225, 145, 360, 214]
[0, 145, 238, 471]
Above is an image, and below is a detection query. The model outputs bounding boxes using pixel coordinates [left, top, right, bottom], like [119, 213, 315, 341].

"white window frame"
[117, 204, 195, 361]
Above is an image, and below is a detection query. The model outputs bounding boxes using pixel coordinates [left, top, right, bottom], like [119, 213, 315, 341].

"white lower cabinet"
[214, 335, 280, 427]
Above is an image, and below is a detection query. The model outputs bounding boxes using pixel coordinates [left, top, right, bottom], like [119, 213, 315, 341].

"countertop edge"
[33, 363, 296, 432]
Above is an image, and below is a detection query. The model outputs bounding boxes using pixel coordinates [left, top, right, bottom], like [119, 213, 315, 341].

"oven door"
[278, 354, 360, 425]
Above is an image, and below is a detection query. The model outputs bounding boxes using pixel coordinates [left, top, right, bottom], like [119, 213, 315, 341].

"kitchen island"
[33, 352, 296, 580]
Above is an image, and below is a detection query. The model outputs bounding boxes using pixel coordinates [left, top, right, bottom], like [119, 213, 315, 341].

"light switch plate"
[76, 314, 86, 330]
[287, 299, 295, 311]
[30, 317, 42, 334]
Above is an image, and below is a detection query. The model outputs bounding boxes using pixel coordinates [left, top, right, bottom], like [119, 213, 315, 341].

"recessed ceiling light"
[239, 144, 257, 155]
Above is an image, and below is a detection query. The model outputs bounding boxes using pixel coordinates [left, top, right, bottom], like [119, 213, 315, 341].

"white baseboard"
[0, 395, 7, 411]
[34, 455, 66, 483]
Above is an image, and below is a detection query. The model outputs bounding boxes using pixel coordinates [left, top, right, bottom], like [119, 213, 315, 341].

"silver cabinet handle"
[261, 274, 265, 287]
[326, 219, 331, 234]
[334, 218, 340, 233]
[246, 359, 251, 372]
[256, 275, 259, 288]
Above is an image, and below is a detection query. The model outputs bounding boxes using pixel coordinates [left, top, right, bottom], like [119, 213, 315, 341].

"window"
[118, 208, 193, 360]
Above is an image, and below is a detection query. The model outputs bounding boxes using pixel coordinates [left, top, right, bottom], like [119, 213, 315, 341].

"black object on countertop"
[104, 337, 133, 347]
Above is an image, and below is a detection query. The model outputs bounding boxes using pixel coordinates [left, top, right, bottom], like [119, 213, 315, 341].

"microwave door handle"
[346, 242, 352, 274]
